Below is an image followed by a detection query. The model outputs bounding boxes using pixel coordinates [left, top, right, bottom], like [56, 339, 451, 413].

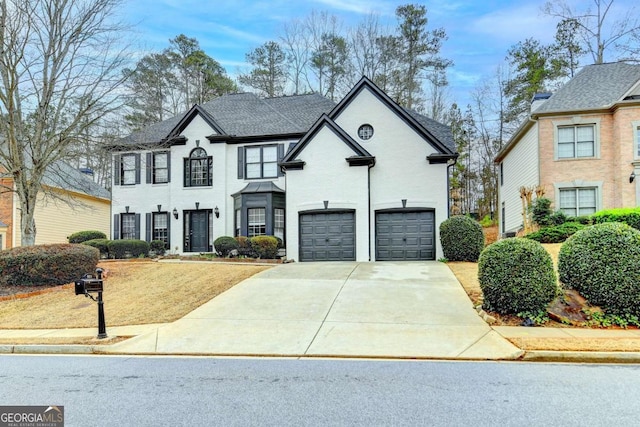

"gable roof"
[496, 62, 640, 163]
[280, 114, 374, 169]
[329, 76, 456, 155]
[44, 161, 110, 200]
[534, 62, 640, 114]
[118, 92, 336, 147]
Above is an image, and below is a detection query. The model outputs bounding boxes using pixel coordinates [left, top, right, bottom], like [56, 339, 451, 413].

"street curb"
[0, 344, 96, 355]
[523, 350, 640, 363]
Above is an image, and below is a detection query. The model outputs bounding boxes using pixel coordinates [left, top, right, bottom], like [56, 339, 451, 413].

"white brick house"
[110, 77, 457, 261]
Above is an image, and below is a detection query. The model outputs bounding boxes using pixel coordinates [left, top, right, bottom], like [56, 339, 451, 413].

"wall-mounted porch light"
[172, 208, 178, 219]
[631, 171, 636, 183]
[214, 206, 220, 218]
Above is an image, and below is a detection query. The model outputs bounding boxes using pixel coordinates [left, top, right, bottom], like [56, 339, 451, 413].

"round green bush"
[558, 222, 640, 317]
[440, 215, 485, 261]
[214, 236, 239, 257]
[0, 244, 100, 286]
[68, 230, 107, 244]
[478, 238, 558, 315]
[82, 238, 110, 257]
[250, 236, 279, 259]
[107, 240, 149, 259]
[150, 240, 167, 256]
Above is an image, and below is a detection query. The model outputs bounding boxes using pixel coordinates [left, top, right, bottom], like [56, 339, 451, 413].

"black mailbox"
[74, 269, 104, 295]
[73, 268, 107, 339]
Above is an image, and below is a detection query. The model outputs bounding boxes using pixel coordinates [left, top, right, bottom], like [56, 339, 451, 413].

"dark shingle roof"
[120, 93, 336, 145]
[535, 62, 640, 113]
[404, 108, 456, 153]
[44, 161, 110, 200]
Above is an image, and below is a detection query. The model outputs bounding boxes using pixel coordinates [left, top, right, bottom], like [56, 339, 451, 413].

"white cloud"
[311, 0, 394, 15]
[470, 4, 557, 45]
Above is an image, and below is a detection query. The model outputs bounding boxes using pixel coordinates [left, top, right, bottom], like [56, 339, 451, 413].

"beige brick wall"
[538, 108, 640, 211]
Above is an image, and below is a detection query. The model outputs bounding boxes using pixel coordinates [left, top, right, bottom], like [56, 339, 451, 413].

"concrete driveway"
[110, 262, 522, 359]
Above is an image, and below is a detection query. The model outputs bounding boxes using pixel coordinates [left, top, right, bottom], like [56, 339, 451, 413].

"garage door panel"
[376, 211, 435, 261]
[300, 211, 355, 261]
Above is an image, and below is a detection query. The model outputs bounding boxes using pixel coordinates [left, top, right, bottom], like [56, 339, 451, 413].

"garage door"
[299, 211, 355, 261]
[376, 210, 435, 261]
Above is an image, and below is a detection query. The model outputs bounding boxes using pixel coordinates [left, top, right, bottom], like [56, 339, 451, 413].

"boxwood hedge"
[440, 215, 485, 261]
[478, 238, 557, 315]
[0, 244, 99, 286]
[558, 222, 640, 317]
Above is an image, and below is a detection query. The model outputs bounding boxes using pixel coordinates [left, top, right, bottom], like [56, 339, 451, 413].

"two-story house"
[111, 77, 457, 261]
[0, 162, 110, 249]
[496, 62, 640, 235]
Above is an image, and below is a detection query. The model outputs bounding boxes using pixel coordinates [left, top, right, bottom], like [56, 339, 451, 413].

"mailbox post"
[74, 267, 107, 339]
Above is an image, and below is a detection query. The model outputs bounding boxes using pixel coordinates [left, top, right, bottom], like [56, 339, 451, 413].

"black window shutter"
[208, 157, 212, 186]
[277, 144, 284, 177]
[166, 212, 171, 248]
[146, 153, 152, 183]
[237, 147, 244, 179]
[135, 154, 141, 184]
[135, 213, 141, 240]
[114, 155, 121, 186]
[145, 213, 152, 242]
[113, 214, 120, 239]
[184, 158, 190, 187]
[166, 151, 171, 183]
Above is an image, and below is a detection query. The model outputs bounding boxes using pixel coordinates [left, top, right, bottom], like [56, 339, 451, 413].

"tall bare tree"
[543, 0, 640, 63]
[0, 0, 129, 246]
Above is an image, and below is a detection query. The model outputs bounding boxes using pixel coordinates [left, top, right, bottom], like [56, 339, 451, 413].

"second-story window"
[246, 146, 278, 179]
[184, 147, 212, 187]
[153, 152, 169, 183]
[558, 125, 595, 159]
[121, 154, 137, 185]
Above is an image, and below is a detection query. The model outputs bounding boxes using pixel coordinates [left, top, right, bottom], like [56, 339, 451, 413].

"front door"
[188, 211, 209, 252]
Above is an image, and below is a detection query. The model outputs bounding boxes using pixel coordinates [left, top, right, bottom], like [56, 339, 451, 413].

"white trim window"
[558, 125, 595, 159]
[246, 146, 278, 179]
[248, 208, 266, 237]
[274, 208, 285, 240]
[121, 213, 137, 240]
[121, 154, 137, 185]
[153, 152, 169, 184]
[559, 188, 597, 217]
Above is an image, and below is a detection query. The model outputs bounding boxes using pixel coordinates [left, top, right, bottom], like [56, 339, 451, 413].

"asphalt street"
[2, 355, 640, 426]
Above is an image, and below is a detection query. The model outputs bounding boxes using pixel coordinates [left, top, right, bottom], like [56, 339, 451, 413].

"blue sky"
[120, 0, 636, 108]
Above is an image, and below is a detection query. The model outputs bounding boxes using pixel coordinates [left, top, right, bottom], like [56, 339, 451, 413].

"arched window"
[184, 147, 212, 187]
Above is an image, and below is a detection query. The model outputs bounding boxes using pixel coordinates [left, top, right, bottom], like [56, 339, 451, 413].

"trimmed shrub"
[107, 239, 150, 259]
[82, 239, 110, 258]
[250, 236, 279, 259]
[591, 207, 640, 230]
[566, 215, 592, 225]
[558, 222, 640, 317]
[68, 230, 107, 244]
[478, 238, 558, 315]
[524, 222, 585, 243]
[0, 244, 99, 286]
[235, 236, 255, 257]
[150, 240, 166, 256]
[214, 236, 239, 257]
[440, 215, 484, 261]
[532, 198, 553, 226]
[548, 210, 567, 226]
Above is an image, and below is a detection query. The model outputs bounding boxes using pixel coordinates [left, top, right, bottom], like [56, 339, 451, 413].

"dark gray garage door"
[376, 210, 435, 261]
[299, 211, 355, 261]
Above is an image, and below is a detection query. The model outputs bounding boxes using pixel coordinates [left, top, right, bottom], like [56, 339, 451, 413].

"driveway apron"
[109, 262, 522, 359]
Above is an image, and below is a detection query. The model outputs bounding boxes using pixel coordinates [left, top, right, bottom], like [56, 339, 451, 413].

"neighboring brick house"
[496, 62, 640, 235]
[0, 162, 111, 249]
[111, 77, 457, 261]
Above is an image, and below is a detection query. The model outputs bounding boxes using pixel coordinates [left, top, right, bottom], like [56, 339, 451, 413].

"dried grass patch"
[508, 337, 640, 352]
[0, 261, 270, 329]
